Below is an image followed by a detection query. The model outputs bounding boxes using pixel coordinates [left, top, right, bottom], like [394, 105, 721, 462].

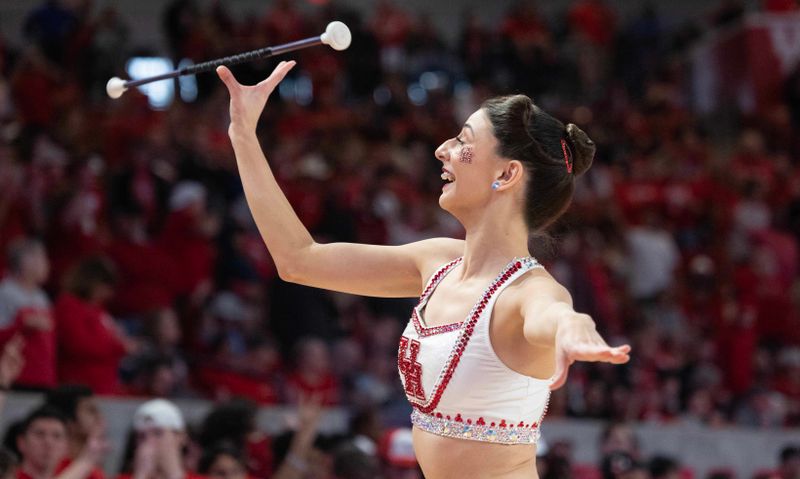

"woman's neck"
[459, 212, 530, 281]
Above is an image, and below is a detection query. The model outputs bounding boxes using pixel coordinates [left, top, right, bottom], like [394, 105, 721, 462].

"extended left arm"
[521, 278, 630, 390]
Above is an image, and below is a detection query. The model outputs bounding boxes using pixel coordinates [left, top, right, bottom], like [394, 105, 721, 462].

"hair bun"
[565, 123, 595, 176]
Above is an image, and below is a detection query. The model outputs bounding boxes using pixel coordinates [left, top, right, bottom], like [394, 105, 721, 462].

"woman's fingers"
[258, 60, 296, 91]
[550, 344, 631, 390]
[217, 61, 296, 94]
[549, 350, 572, 391]
[216, 65, 239, 92]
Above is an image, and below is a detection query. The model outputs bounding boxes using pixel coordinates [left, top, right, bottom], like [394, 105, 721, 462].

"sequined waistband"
[410, 409, 541, 445]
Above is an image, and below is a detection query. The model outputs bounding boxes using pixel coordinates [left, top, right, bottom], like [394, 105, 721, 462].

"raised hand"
[132, 435, 158, 479]
[549, 314, 631, 391]
[0, 335, 25, 389]
[79, 420, 111, 464]
[216, 61, 296, 136]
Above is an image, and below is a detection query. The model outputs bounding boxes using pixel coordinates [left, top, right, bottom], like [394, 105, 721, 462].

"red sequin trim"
[404, 259, 530, 413]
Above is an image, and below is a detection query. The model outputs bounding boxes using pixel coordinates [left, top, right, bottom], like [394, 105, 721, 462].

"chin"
[438, 190, 453, 211]
[438, 192, 462, 220]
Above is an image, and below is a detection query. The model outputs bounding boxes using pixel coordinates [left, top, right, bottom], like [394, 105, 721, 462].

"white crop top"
[398, 256, 551, 445]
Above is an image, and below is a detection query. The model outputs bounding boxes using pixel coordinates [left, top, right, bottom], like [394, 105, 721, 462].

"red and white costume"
[398, 257, 551, 445]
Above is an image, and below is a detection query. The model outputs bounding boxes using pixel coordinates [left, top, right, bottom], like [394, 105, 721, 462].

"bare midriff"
[412, 426, 539, 479]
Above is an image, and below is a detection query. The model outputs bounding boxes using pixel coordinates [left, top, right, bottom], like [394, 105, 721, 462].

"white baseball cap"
[133, 399, 185, 432]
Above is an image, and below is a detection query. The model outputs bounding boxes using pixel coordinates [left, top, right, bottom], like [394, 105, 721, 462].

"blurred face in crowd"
[137, 426, 186, 451]
[155, 308, 182, 348]
[90, 282, 115, 306]
[602, 424, 638, 456]
[298, 339, 331, 376]
[18, 244, 50, 285]
[206, 453, 247, 479]
[435, 109, 518, 222]
[74, 397, 102, 437]
[17, 418, 68, 473]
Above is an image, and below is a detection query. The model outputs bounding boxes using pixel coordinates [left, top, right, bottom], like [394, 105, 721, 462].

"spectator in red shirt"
[16, 405, 108, 479]
[0, 239, 55, 390]
[286, 338, 339, 406]
[158, 182, 218, 303]
[15, 406, 68, 479]
[54, 257, 133, 395]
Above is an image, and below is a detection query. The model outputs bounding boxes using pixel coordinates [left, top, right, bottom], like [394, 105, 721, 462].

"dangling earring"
[491, 181, 501, 190]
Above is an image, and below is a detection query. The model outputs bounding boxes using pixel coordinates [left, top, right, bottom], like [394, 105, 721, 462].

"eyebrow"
[463, 123, 475, 139]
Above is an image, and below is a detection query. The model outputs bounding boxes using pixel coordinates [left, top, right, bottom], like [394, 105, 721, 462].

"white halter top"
[398, 256, 551, 445]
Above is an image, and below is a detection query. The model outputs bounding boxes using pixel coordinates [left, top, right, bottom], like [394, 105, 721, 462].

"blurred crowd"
[1, 0, 800, 477]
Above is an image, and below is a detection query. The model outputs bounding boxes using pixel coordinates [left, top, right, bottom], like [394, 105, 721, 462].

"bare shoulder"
[505, 265, 573, 311]
[411, 237, 465, 276]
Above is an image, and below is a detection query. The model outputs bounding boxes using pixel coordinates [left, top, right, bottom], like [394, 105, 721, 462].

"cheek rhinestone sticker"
[459, 145, 473, 164]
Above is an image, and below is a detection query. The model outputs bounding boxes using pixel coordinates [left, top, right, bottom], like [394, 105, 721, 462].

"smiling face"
[435, 109, 508, 215]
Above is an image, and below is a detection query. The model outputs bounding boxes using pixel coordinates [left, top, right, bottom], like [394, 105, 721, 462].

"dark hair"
[781, 444, 800, 463]
[197, 442, 246, 475]
[0, 448, 18, 478]
[649, 455, 679, 478]
[482, 95, 595, 232]
[63, 256, 118, 300]
[601, 451, 641, 479]
[45, 385, 94, 421]
[198, 399, 257, 450]
[333, 442, 381, 479]
[5, 238, 45, 274]
[20, 406, 68, 435]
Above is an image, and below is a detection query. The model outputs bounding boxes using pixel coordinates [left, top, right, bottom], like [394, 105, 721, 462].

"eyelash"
[455, 136, 464, 144]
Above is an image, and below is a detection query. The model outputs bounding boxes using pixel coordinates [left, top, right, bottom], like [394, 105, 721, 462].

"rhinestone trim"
[400, 257, 540, 413]
[411, 308, 462, 337]
[411, 409, 541, 445]
[411, 258, 463, 337]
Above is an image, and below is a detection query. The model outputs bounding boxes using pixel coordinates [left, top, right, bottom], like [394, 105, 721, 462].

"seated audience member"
[44, 386, 104, 479]
[331, 442, 381, 479]
[120, 399, 201, 479]
[379, 429, 422, 479]
[126, 308, 190, 396]
[55, 257, 133, 395]
[197, 445, 247, 479]
[16, 406, 105, 479]
[199, 400, 272, 478]
[0, 239, 55, 389]
[649, 456, 681, 479]
[780, 445, 800, 479]
[286, 338, 339, 406]
[601, 451, 648, 479]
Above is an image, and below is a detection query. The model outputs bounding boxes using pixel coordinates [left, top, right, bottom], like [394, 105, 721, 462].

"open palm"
[550, 317, 631, 391]
[216, 60, 296, 135]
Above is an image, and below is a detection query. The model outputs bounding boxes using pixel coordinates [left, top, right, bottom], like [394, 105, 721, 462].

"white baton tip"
[106, 77, 128, 99]
[321, 21, 352, 51]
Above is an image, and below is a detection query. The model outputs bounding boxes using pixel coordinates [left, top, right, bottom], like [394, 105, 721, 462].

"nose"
[435, 139, 453, 163]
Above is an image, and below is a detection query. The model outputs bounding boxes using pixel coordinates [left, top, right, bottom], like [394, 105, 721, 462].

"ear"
[493, 160, 525, 191]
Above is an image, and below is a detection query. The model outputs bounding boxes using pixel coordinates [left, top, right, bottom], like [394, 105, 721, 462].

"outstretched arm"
[218, 62, 463, 298]
[521, 278, 631, 391]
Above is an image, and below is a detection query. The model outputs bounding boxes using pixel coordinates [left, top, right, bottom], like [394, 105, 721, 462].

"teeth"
[441, 172, 455, 182]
